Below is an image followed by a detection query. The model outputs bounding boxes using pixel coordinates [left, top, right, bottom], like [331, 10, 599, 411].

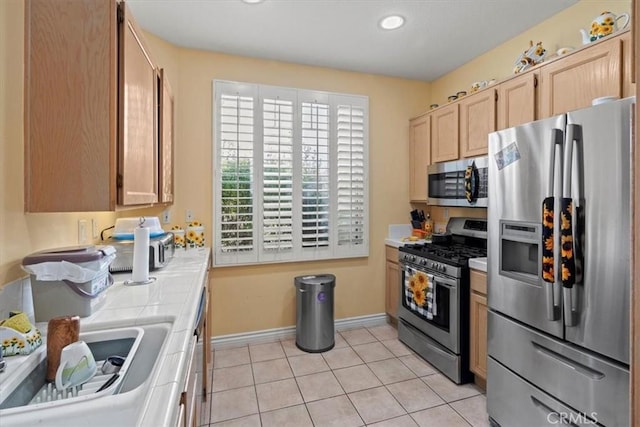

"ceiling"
[127, 0, 578, 82]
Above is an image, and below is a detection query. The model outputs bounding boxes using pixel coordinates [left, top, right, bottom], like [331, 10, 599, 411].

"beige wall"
[430, 0, 632, 104]
[150, 44, 432, 336]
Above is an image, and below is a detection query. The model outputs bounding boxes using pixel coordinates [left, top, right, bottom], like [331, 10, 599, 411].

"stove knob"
[410, 255, 416, 262]
[440, 265, 447, 272]
[421, 259, 428, 266]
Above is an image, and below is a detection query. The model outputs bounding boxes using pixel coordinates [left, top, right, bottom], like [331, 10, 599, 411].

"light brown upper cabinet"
[539, 36, 623, 119]
[497, 73, 537, 130]
[431, 103, 459, 163]
[159, 68, 175, 204]
[409, 113, 430, 203]
[24, 0, 166, 212]
[118, 3, 158, 206]
[459, 89, 496, 158]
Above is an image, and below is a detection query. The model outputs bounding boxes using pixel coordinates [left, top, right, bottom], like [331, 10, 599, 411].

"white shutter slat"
[336, 104, 366, 248]
[301, 101, 330, 249]
[262, 97, 294, 253]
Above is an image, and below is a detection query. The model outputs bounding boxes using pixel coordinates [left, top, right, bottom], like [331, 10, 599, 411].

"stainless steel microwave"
[427, 156, 488, 207]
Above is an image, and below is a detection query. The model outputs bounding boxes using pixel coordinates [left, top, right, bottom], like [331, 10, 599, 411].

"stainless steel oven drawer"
[398, 319, 464, 384]
[487, 358, 598, 427]
[488, 311, 629, 427]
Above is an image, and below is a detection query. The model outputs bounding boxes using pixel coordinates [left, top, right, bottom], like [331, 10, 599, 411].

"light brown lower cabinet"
[385, 246, 400, 321]
[469, 269, 488, 388]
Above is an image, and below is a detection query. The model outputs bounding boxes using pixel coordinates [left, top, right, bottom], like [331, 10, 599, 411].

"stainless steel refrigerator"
[487, 97, 633, 427]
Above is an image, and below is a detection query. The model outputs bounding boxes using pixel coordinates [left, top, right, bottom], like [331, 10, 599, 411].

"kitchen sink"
[0, 322, 172, 424]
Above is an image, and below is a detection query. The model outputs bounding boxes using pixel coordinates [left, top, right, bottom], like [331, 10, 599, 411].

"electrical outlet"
[162, 209, 171, 224]
[91, 219, 99, 239]
[186, 209, 194, 222]
[78, 220, 88, 244]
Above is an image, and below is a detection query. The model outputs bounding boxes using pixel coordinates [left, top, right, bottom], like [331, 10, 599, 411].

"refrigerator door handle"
[541, 129, 564, 321]
[561, 124, 582, 327]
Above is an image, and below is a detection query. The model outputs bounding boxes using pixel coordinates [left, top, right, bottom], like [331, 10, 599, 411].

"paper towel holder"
[124, 218, 157, 286]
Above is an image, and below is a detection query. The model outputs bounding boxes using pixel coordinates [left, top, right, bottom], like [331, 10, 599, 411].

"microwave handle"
[464, 161, 479, 203]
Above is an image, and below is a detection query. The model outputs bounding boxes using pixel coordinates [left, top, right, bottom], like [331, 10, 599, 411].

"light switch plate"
[162, 209, 171, 224]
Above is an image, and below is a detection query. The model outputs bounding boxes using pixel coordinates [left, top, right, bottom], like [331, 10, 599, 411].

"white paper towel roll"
[132, 226, 150, 283]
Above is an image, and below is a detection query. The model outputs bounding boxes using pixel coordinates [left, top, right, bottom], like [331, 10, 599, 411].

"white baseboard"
[212, 312, 388, 349]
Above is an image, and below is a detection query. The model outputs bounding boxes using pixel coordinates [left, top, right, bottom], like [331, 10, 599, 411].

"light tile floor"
[200, 324, 489, 426]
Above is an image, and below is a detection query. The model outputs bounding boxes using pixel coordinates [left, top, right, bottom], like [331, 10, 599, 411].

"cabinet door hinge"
[534, 75, 538, 88]
[117, 173, 123, 188]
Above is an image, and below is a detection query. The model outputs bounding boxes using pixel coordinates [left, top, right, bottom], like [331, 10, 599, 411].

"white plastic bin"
[22, 246, 116, 322]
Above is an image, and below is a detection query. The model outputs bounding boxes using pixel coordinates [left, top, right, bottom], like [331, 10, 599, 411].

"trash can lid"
[22, 245, 115, 266]
[295, 274, 336, 286]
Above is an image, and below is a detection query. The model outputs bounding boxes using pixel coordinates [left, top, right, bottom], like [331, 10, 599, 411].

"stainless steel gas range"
[397, 217, 487, 384]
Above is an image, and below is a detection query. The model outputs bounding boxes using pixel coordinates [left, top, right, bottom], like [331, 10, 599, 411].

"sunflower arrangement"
[186, 221, 206, 248]
[408, 271, 429, 307]
[171, 225, 185, 248]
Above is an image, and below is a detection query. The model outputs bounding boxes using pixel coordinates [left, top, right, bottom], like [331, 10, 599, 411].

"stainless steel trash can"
[295, 274, 336, 352]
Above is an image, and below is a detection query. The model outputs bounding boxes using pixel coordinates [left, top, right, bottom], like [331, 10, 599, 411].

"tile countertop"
[385, 223, 430, 248]
[469, 257, 487, 273]
[0, 247, 210, 426]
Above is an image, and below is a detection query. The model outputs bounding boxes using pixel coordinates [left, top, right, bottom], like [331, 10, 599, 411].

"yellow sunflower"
[545, 236, 554, 251]
[561, 212, 571, 230]
[412, 288, 427, 306]
[2, 339, 10, 347]
[561, 235, 573, 259]
[409, 278, 418, 292]
[542, 268, 555, 282]
[415, 272, 428, 290]
[562, 265, 572, 281]
[543, 206, 553, 229]
[187, 230, 197, 240]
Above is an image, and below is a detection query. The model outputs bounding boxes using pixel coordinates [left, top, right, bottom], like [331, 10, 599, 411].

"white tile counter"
[0, 248, 211, 426]
[469, 257, 487, 272]
[385, 223, 429, 248]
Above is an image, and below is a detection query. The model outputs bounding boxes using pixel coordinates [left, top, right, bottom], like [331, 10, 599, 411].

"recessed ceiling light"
[379, 15, 405, 30]
[242, 0, 264, 4]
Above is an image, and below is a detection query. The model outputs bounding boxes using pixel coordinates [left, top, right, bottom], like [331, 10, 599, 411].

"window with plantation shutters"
[214, 81, 368, 266]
